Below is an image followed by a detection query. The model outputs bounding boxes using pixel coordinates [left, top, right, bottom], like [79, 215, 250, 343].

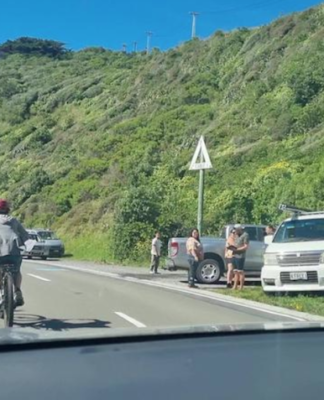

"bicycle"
[0, 264, 19, 327]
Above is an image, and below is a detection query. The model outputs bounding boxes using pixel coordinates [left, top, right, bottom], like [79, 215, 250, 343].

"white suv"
[262, 206, 324, 293]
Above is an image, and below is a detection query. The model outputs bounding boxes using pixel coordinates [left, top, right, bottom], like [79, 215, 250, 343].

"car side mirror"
[264, 235, 273, 245]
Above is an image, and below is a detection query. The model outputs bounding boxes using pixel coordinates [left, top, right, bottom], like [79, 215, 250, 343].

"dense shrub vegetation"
[1, 5, 324, 263]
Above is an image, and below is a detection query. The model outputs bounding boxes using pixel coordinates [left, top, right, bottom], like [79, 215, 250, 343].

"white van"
[262, 205, 324, 293]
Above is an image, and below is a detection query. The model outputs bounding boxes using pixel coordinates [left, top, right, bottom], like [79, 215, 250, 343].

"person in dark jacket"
[232, 224, 249, 290]
[0, 199, 29, 306]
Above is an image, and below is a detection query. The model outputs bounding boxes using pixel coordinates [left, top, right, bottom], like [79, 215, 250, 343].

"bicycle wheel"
[4, 273, 14, 328]
[0, 287, 4, 319]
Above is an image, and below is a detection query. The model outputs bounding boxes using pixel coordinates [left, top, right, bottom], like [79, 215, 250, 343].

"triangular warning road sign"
[189, 136, 213, 171]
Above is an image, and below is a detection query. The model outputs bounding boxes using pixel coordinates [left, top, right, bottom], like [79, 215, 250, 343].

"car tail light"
[170, 242, 179, 257]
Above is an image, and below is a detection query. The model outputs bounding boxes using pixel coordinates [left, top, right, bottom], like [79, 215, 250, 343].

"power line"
[129, 0, 296, 50]
[200, 0, 289, 14]
[150, 0, 290, 44]
[153, 22, 191, 40]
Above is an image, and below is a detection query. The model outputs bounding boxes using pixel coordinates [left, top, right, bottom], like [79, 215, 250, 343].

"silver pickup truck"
[166, 224, 267, 284]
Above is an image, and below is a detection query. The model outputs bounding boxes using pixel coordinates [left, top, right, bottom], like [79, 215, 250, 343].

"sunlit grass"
[63, 233, 114, 264]
[62, 232, 153, 267]
[215, 287, 324, 317]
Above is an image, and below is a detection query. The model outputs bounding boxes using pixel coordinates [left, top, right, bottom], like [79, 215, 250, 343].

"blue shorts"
[233, 258, 245, 271]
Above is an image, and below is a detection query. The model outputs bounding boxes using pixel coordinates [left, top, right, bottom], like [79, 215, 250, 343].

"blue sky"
[0, 0, 322, 51]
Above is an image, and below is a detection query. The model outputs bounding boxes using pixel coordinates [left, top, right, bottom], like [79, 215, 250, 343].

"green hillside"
[1, 5, 324, 263]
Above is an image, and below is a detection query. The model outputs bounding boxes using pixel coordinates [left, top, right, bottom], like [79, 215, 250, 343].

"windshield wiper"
[297, 238, 324, 242]
[276, 238, 300, 243]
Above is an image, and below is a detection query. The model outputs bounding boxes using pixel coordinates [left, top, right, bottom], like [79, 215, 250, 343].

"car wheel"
[41, 256, 47, 260]
[196, 259, 223, 284]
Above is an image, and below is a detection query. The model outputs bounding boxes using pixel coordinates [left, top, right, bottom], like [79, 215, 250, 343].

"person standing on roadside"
[150, 231, 162, 274]
[225, 228, 237, 288]
[265, 225, 276, 236]
[232, 224, 249, 290]
[186, 228, 204, 288]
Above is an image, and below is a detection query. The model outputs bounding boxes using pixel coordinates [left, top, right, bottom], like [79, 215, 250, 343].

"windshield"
[37, 231, 58, 240]
[28, 234, 39, 241]
[274, 219, 324, 243]
[0, 0, 324, 343]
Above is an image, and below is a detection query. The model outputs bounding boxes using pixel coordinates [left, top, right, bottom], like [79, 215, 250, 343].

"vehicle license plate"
[290, 272, 307, 281]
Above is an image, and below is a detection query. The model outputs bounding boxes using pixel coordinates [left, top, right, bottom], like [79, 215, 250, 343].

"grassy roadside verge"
[214, 288, 324, 317]
[61, 233, 154, 267]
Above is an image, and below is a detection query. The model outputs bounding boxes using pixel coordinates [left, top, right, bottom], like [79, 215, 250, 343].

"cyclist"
[0, 199, 29, 306]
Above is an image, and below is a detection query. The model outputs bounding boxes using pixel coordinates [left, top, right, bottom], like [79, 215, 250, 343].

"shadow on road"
[62, 253, 73, 258]
[178, 278, 261, 287]
[14, 313, 111, 331]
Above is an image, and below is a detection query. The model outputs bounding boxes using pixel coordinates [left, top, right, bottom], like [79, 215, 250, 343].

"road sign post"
[189, 136, 212, 235]
[197, 168, 204, 234]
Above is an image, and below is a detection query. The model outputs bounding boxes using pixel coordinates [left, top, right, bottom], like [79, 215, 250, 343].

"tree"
[0, 37, 67, 58]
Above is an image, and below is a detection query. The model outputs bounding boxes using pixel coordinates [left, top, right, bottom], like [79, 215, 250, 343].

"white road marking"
[27, 274, 51, 282]
[115, 312, 146, 328]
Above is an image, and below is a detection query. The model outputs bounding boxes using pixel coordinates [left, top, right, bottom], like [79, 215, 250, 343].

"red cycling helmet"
[0, 199, 10, 213]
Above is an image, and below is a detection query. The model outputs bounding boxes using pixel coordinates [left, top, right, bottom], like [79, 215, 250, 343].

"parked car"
[22, 229, 65, 260]
[166, 224, 267, 284]
[262, 205, 324, 293]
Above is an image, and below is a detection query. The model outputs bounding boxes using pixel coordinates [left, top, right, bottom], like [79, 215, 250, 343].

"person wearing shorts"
[232, 224, 249, 290]
[225, 228, 237, 288]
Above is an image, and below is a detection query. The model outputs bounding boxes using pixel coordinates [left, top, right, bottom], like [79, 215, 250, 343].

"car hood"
[43, 239, 64, 246]
[266, 241, 324, 253]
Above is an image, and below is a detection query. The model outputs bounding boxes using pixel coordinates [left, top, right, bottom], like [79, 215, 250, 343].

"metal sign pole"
[197, 168, 204, 234]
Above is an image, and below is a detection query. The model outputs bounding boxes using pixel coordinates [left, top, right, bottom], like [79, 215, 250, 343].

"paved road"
[3, 260, 293, 334]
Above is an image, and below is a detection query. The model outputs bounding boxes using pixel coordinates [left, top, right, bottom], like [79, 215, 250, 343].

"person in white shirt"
[186, 228, 204, 288]
[150, 231, 162, 274]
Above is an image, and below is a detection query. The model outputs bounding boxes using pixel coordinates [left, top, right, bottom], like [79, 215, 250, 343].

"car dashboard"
[0, 323, 324, 400]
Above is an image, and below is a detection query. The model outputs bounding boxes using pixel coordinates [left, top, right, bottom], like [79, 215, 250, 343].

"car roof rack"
[278, 204, 324, 217]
